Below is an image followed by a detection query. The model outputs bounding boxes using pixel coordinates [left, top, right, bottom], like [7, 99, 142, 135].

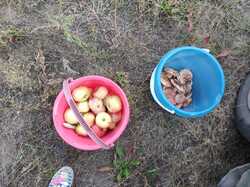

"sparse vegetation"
[144, 168, 159, 186]
[160, 0, 174, 16]
[159, 0, 189, 21]
[113, 144, 140, 182]
[114, 72, 129, 88]
[49, 14, 112, 60]
[0, 27, 24, 47]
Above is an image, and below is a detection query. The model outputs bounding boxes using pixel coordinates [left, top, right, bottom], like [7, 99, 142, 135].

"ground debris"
[97, 166, 113, 172]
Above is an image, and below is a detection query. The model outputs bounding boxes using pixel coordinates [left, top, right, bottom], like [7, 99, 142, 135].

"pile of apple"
[63, 86, 122, 137]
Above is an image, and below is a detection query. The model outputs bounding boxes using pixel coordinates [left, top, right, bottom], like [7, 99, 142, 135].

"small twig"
[35, 48, 48, 84]
[187, 9, 193, 33]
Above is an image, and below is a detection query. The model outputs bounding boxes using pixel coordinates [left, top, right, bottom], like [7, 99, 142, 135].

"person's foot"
[48, 166, 74, 187]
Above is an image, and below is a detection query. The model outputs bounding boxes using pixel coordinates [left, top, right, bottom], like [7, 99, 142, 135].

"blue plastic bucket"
[150, 46, 225, 118]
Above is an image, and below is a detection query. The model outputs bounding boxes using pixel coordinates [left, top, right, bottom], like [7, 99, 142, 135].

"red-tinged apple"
[77, 101, 90, 113]
[104, 95, 122, 113]
[64, 108, 78, 124]
[93, 86, 108, 99]
[83, 112, 95, 127]
[108, 122, 116, 130]
[88, 97, 106, 114]
[92, 125, 106, 137]
[75, 124, 88, 136]
[111, 112, 122, 123]
[95, 112, 112, 128]
[72, 86, 92, 102]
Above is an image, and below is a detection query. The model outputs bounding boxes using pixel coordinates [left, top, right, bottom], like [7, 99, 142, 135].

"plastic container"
[53, 76, 130, 151]
[150, 46, 225, 117]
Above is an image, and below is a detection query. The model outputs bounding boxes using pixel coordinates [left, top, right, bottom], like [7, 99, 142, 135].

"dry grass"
[0, 0, 250, 186]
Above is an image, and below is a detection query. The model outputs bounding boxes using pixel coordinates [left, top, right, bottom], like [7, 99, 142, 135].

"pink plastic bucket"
[53, 75, 130, 151]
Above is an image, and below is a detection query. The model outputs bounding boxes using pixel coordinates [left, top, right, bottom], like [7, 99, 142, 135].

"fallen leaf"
[188, 36, 197, 43]
[97, 166, 113, 172]
[187, 9, 193, 33]
[203, 35, 210, 45]
[217, 49, 231, 58]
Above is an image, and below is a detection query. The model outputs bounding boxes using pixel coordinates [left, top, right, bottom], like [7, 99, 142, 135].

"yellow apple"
[72, 86, 92, 102]
[83, 112, 95, 127]
[111, 112, 122, 123]
[88, 97, 106, 114]
[104, 95, 122, 113]
[93, 86, 109, 99]
[77, 101, 89, 113]
[64, 108, 78, 124]
[75, 124, 87, 136]
[95, 112, 112, 129]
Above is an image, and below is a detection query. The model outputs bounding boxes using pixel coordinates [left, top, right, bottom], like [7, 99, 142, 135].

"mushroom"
[175, 94, 186, 104]
[161, 73, 172, 88]
[164, 68, 178, 79]
[164, 88, 177, 98]
[170, 79, 186, 93]
[178, 69, 193, 84]
[183, 98, 192, 107]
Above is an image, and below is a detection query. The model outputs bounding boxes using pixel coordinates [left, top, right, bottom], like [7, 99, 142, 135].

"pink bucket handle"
[63, 78, 114, 150]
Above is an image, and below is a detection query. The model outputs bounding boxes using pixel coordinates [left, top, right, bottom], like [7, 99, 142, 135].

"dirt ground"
[0, 0, 250, 186]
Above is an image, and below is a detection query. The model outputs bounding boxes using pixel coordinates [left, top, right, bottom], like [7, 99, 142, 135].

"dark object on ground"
[235, 74, 250, 141]
[236, 170, 250, 187]
[218, 163, 250, 187]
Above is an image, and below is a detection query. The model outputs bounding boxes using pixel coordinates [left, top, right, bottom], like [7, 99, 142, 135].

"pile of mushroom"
[161, 68, 193, 108]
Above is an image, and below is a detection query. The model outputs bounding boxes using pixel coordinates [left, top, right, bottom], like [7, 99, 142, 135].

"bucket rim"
[155, 46, 225, 117]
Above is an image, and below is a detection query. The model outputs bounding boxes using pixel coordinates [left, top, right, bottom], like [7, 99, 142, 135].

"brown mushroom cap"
[161, 73, 172, 88]
[179, 69, 193, 84]
[164, 68, 178, 79]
